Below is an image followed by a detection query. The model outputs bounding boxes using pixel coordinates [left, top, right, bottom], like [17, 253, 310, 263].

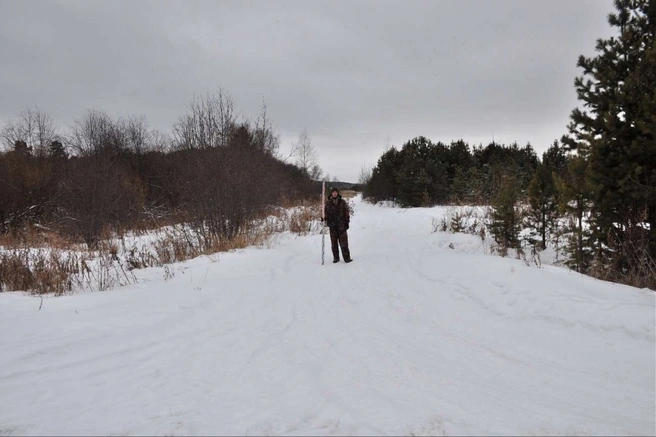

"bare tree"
[291, 129, 319, 177]
[173, 89, 236, 150]
[253, 99, 280, 157]
[358, 163, 372, 185]
[119, 114, 151, 155]
[68, 109, 120, 157]
[1, 106, 59, 156]
[148, 130, 173, 153]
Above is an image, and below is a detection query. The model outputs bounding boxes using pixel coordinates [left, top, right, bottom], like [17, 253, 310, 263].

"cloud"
[0, 0, 617, 181]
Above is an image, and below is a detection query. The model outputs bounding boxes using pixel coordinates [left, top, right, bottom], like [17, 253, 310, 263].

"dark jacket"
[324, 195, 350, 230]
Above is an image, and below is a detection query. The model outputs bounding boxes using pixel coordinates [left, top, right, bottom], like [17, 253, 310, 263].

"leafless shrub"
[172, 89, 235, 150]
[0, 142, 59, 232]
[289, 203, 321, 235]
[588, 209, 656, 290]
[435, 206, 486, 236]
[153, 225, 203, 265]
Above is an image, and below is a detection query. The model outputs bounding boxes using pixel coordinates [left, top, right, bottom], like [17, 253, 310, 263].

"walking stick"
[321, 179, 325, 265]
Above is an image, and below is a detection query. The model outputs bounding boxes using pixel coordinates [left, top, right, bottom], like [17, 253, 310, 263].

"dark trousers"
[329, 227, 350, 261]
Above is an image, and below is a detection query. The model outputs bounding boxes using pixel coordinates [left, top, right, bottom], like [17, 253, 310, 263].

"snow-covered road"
[1, 196, 654, 436]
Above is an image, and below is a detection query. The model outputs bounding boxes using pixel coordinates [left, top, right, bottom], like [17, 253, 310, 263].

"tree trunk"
[542, 207, 547, 250]
[577, 199, 584, 273]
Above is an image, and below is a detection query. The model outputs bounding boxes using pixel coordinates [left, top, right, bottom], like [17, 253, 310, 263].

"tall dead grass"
[0, 249, 74, 295]
[289, 201, 322, 235]
[0, 199, 320, 295]
[0, 225, 79, 250]
[0, 248, 136, 295]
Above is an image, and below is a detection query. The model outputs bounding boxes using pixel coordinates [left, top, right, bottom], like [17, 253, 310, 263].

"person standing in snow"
[322, 187, 352, 263]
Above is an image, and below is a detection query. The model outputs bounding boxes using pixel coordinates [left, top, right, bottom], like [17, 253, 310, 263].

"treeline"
[0, 92, 318, 250]
[364, 0, 655, 290]
[363, 137, 546, 206]
[363, 132, 653, 289]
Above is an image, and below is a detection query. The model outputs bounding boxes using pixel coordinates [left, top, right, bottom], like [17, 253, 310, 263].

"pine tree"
[542, 140, 569, 179]
[13, 140, 31, 156]
[555, 156, 597, 273]
[365, 147, 401, 202]
[489, 174, 522, 255]
[396, 137, 433, 207]
[425, 143, 449, 204]
[562, 0, 656, 268]
[452, 166, 485, 204]
[526, 162, 558, 250]
[48, 140, 67, 160]
[517, 143, 541, 192]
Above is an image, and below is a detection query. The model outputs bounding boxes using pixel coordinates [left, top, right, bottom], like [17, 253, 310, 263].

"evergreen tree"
[526, 162, 558, 250]
[542, 140, 569, 179]
[516, 143, 540, 191]
[365, 147, 401, 202]
[48, 140, 67, 160]
[446, 140, 476, 203]
[489, 174, 522, 255]
[445, 140, 473, 179]
[562, 0, 656, 266]
[452, 165, 485, 204]
[13, 140, 31, 157]
[555, 156, 597, 273]
[425, 142, 450, 204]
[395, 137, 433, 207]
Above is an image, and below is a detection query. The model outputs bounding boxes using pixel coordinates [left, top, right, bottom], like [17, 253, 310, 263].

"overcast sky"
[1, 0, 617, 181]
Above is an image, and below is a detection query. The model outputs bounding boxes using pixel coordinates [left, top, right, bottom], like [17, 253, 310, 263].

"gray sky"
[1, 0, 617, 182]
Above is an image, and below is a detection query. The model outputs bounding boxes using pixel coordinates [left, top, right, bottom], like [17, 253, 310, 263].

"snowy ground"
[1, 195, 654, 436]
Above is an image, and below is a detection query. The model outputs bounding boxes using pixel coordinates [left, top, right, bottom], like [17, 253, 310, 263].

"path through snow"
[1, 196, 654, 435]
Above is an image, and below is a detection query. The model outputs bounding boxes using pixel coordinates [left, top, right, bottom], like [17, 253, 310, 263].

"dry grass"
[289, 202, 321, 235]
[340, 189, 357, 199]
[0, 198, 328, 295]
[0, 249, 80, 295]
[0, 225, 78, 250]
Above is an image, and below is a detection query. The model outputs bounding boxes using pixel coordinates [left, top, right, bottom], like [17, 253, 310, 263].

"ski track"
[1, 196, 654, 436]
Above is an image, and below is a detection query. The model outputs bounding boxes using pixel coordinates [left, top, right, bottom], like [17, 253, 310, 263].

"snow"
[1, 195, 654, 436]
